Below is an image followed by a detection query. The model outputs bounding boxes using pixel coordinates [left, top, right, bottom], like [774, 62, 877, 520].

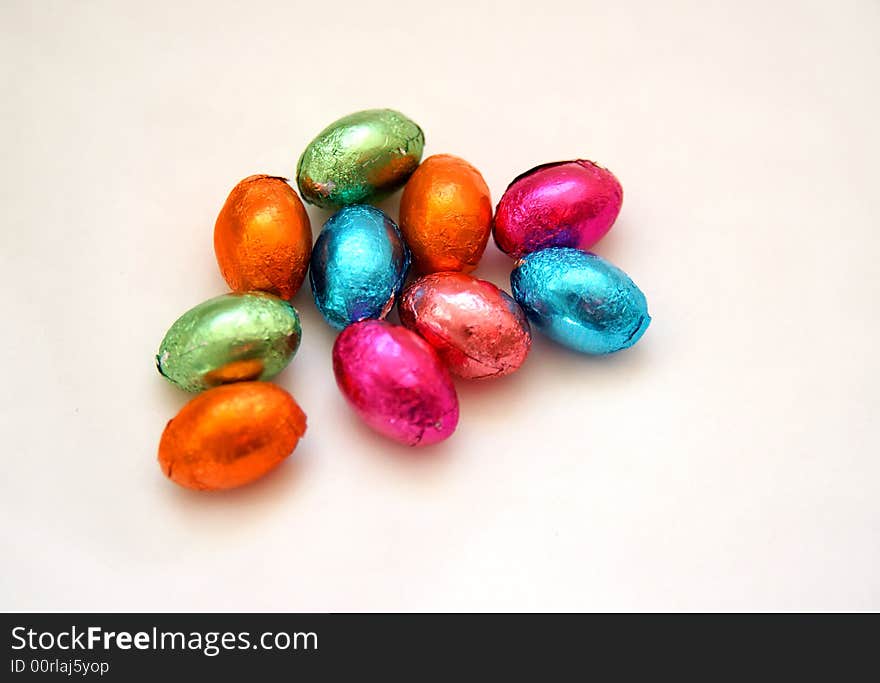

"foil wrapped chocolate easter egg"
[156, 292, 301, 392]
[214, 175, 312, 300]
[158, 382, 307, 491]
[333, 320, 459, 446]
[494, 160, 623, 259]
[310, 204, 410, 329]
[510, 247, 650, 354]
[296, 109, 425, 209]
[399, 272, 531, 379]
[398, 154, 492, 273]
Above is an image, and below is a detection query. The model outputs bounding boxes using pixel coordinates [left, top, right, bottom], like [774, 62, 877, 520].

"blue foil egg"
[510, 247, 650, 354]
[310, 204, 411, 329]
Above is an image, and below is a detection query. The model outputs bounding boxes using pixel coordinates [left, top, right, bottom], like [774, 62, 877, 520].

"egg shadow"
[327, 387, 459, 488]
[301, 188, 405, 239]
[470, 243, 515, 291]
[292, 282, 337, 348]
[584, 213, 636, 267]
[345, 404, 458, 460]
[153, 374, 192, 416]
[371, 189, 404, 225]
[529, 330, 658, 395]
[156, 435, 313, 533]
[452, 347, 540, 401]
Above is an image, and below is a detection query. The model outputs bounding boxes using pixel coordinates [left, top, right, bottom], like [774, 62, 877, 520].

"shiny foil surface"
[494, 160, 623, 259]
[214, 175, 312, 300]
[398, 154, 492, 273]
[296, 109, 424, 209]
[156, 292, 302, 392]
[399, 272, 531, 379]
[332, 320, 459, 446]
[309, 204, 410, 330]
[158, 382, 307, 490]
[510, 248, 650, 355]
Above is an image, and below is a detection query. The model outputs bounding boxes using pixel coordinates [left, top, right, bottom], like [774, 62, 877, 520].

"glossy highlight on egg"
[332, 320, 459, 446]
[399, 272, 531, 379]
[158, 382, 307, 491]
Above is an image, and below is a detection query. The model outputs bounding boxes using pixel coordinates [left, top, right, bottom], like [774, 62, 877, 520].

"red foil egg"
[493, 160, 623, 259]
[399, 272, 531, 379]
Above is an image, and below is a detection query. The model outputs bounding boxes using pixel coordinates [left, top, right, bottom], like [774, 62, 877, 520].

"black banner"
[1, 613, 874, 678]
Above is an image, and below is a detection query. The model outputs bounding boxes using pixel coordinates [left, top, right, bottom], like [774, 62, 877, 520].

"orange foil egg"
[158, 382, 306, 491]
[399, 154, 492, 274]
[214, 175, 313, 300]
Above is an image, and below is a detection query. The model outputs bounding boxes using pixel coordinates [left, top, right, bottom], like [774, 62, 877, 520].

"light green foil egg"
[156, 292, 302, 392]
[296, 109, 425, 209]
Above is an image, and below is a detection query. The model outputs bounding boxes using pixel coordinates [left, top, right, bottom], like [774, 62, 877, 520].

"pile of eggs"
[156, 109, 650, 491]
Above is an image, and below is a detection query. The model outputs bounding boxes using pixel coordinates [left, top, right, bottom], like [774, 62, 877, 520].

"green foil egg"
[156, 292, 302, 393]
[296, 109, 425, 209]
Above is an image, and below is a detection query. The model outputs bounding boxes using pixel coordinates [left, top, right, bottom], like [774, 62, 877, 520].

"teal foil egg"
[310, 205, 411, 329]
[510, 247, 650, 354]
[156, 292, 302, 392]
[296, 109, 425, 209]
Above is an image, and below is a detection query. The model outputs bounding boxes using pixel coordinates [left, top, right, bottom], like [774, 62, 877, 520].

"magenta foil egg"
[399, 272, 531, 379]
[493, 160, 623, 259]
[332, 320, 459, 446]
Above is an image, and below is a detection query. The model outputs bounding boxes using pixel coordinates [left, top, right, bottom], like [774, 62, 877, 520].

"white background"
[1, 0, 878, 611]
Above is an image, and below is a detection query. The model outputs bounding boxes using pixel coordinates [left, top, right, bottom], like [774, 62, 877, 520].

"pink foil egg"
[332, 320, 459, 446]
[399, 272, 531, 379]
[493, 160, 623, 259]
